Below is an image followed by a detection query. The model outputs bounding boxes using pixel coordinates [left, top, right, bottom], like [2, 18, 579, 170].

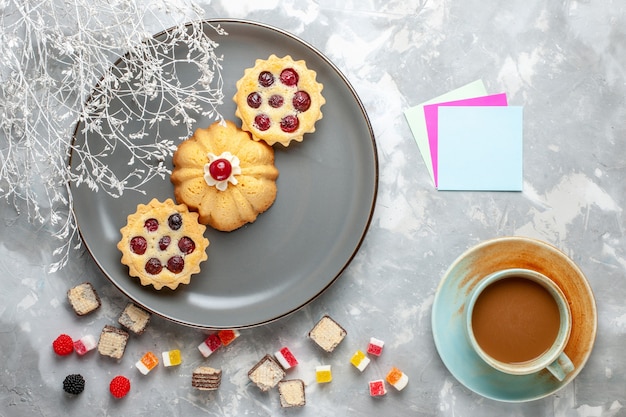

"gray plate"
[70, 19, 378, 329]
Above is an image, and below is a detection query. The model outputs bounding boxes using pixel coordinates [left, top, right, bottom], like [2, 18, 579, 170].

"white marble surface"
[2, 0, 626, 416]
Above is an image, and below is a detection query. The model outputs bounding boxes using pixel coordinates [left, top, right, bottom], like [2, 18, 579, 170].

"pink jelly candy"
[198, 334, 222, 357]
[369, 379, 387, 397]
[73, 335, 97, 356]
[274, 346, 298, 370]
[367, 337, 384, 356]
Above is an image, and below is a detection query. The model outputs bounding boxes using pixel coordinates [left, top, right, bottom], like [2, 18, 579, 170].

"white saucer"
[431, 236, 597, 402]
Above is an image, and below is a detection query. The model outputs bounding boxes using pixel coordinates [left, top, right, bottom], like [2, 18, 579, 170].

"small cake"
[192, 366, 222, 390]
[308, 315, 347, 353]
[234, 54, 325, 146]
[170, 120, 279, 232]
[278, 379, 306, 408]
[248, 354, 286, 392]
[117, 198, 209, 290]
[97, 325, 129, 360]
[118, 303, 151, 334]
[67, 282, 101, 316]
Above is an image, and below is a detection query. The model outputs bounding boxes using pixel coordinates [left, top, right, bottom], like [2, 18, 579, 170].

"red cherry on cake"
[178, 237, 196, 254]
[280, 115, 299, 133]
[254, 114, 271, 131]
[144, 218, 159, 232]
[268, 94, 284, 108]
[258, 71, 274, 87]
[280, 68, 299, 86]
[158, 236, 171, 250]
[293, 91, 311, 112]
[130, 236, 147, 255]
[247, 92, 262, 108]
[208, 158, 233, 181]
[145, 258, 163, 275]
[167, 256, 185, 274]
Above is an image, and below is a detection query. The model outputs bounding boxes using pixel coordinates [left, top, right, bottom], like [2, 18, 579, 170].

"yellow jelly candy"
[315, 365, 332, 383]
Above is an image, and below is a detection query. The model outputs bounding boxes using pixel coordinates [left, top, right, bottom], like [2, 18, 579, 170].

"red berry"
[254, 114, 271, 131]
[178, 237, 196, 254]
[247, 92, 262, 108]
[145, 258, 162, 275]
[280, 115, 299, 133]
[208, 158, 233, 181]
[258, 71, 274, 87]
[144, 218, 159, 232]
[53, 334, 74, 356]
[268, 94, 284, 108]
[167, 256, 185, 273]
[280, 68, 299, 86]
[158, 236, 171, 250]
[109, 375, 131, 399]
[293, 91, 311, 112]
[130, 236, 147, 255]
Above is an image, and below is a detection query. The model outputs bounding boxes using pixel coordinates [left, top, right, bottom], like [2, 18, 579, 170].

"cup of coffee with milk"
[466, 268, 574, 381]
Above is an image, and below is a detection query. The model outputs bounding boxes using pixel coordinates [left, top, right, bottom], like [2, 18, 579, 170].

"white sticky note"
[437, 106, 523, 191]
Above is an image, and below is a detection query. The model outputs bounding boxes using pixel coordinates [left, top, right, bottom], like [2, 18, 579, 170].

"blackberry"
[63, 374, 85, 395]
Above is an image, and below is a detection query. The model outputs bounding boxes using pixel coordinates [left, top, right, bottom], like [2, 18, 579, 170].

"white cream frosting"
[203, 151, 242, 191]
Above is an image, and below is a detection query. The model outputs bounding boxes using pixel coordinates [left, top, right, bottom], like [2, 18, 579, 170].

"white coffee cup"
[465, 268, 574, 381]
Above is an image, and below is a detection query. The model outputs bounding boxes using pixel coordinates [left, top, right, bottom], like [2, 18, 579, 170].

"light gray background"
[2, 1, 625, 416]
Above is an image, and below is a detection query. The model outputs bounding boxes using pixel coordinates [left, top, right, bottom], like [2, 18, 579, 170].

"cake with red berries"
[233, 54, 325, 147]
[117, 198, 209, 290]
[170, 120, 279, 232]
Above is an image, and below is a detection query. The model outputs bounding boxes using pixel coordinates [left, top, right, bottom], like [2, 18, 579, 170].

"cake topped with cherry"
[234, 54, 325, 147]
[117, 198, 209, 290]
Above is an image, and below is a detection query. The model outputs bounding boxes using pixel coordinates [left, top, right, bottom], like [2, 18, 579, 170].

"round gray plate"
[70, 19, 378, 329]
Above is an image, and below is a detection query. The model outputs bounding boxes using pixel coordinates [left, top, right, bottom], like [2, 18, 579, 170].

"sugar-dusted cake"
[67, 282, 101, 316]
[170, 120, 279, 232]
[117, 198, 209, 290]
[118, 303, 151, 334]
[233, 54, 325, 146]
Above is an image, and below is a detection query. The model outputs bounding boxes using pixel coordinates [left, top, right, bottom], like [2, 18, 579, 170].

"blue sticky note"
[437, 106, 523, 191]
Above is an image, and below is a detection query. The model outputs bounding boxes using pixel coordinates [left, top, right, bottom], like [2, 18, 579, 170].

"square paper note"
[423, 93, 508, 187]
[404, 80, 487, 184]
[436, 106, 523, 191]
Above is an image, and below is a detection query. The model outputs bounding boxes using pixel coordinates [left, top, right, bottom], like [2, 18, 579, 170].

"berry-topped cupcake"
[233, 54, 325, 147]
[117, 198, 209, 290]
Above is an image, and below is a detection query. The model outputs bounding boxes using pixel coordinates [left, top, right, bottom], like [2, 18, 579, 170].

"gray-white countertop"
[2, 0, 625, 416]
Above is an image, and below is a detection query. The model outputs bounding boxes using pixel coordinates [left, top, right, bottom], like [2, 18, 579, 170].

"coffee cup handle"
[546, 352, 575, 381]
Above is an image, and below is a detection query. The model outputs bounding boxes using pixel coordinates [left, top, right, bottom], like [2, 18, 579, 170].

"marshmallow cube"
[350, 350, 371, 372]
[275, 346, 298, 370]
[136, 351, 159, 375]
[162, 349, 182, 367]
[73, 335, 97, 356]
[198, 334, 222, 357]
